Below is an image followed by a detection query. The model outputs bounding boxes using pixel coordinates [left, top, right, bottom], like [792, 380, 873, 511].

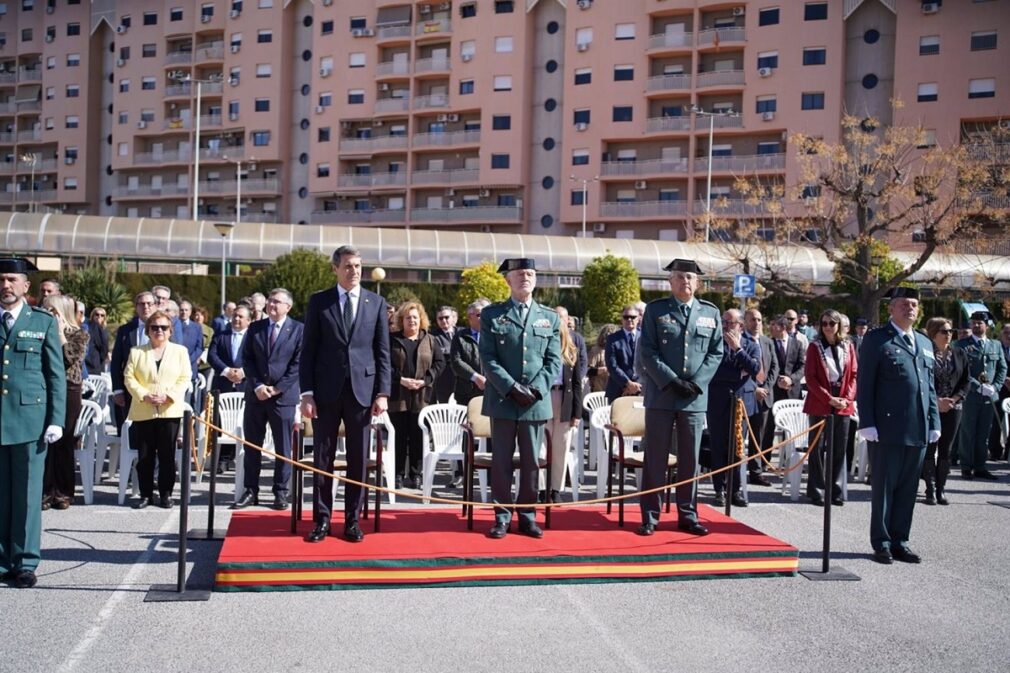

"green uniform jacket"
[0, 305, 67, 445]
[479, 299, 561, 422]
[954, 335, 1008, 395]
[640, 296, 724, 412]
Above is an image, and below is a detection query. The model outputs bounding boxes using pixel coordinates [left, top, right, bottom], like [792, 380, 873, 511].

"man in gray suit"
[637, 259, 723, 537]
[744, 308, 777, 487]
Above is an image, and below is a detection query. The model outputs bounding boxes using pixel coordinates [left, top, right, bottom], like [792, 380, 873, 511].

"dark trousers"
[807, 414, 849, 501]
[747, 408, 770, 476]
[922, 408, 961, 492]
[311, 382, 371, 524]
[390, 410, 423, 480]
[43, 381, 82, 503]
[641, 408, 704, 526]
[489, 418, 543, 527]
[710, 403, 743, 496]
[958, 395, 994, 471]
[870, 442, 926, 552]
[243, 400, 295, 495]
[0, 440, 47, 573]
[133, 417, 181, 499]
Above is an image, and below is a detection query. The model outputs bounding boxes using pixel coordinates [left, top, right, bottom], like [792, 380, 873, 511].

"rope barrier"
[192, 414, 825, 510]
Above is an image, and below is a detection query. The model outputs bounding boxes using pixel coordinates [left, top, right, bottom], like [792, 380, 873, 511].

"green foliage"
[384, 285, 420, 310]
[581, 254, 641, 324]
[454, 261, 510, 314]
[257, 248, 334, 318]
[57, 263, 133, 323]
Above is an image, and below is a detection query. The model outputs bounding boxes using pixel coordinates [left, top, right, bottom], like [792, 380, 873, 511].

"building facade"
[0, 0, 1005, 239]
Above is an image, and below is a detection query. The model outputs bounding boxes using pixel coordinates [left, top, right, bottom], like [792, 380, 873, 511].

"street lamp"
[371, 267, 386, 297]
[172, 73, 222, 220]
[690, 105, 739, 242]
[20, 152, 37, 213]
[223, 155, 255, 227]
[213, 221, 235, 311]
[569, 174, 599, 238]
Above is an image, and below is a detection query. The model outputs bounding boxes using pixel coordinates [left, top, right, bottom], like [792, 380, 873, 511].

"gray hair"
[269, 288, 294, 305]
[151, 284, 171, 297]
[332, 245, 361, 263]
[468, 298, 491, 313]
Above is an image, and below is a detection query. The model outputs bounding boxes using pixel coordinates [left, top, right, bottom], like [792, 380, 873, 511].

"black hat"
[886, 287, 919, 300]
[969, 311, 991, 322]
[0, 257, 38, 275]
[497, 258, 536, 274]
[855, 317, 868, 326]
[799, 309, 809, 316]
[663, 258, 703, 275]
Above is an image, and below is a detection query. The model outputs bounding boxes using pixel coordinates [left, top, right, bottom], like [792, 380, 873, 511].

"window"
[802, 47, 826, 65]
[251, 130, 270, 146]
[459, 79, 474, 94]
[968, 78, 995, 99]
[573, 108, 590, 124]
[21, 0, 32, 9]
[142, 43, 156, 58]
[460, 40, 476, 59]
[120, 14, 130, 27]
[63, 177, 78, 190]
[574, 68, 591, 85]
[576, 27, 593, 48]
[170, 7, 183, 21]
[65, 84, 79, 98]
[21, 28, 32, 41]
[321, 20, 333, 35]
[572, 149, 589, 166]
[67, 22, 80, 36]
[804, 3, 827, 20]
[254, 98, 270, 111]
[348, 89, 364, 104]
[494, 0, 513, 13]
[613, 65, 633, 81]
[757, 141, 781, 155]
[659, 189, 680, 202]
[46, 56, 55, 69]
[318, 92, 332, 107]
[118, 111, 128, 124]
[143, 11, 157, 26]
[615, 23, 635, 40]
[756, 95, 777, 113]
[571, 190, 585, 206]
[141, 77, 156, 90]
[616, 189, 636, 203]
[492, 114, 510, 130]
[461, 3, 476, 18]
[318, 127, 330, 142]
[316, 163, 330, 178]
[46, 26, 56, 42]
[349, 16, 366, 30]
[230, 32, 242, 49]
[801, 92, 825, 109]
[801, 185, 821, 199]
[493, 75, 512, 91]
[201, 3, 213, 18]
[616, 149, 636, 163]
[917, 82, 938, 102]
[118, 79, 129, 93]
[255, 64, 272, 78]
[491, 154, 510, 169]
[757, 51, 779, 69]
[45, 86, 55, 100]
[45, 117, 54, 129]
[258, 0, 273, 7]
[494, 36, 513, 53]
[65, 115, 79, 128]
[140, 109, 155, 122]
[119, 46, 130, 60]
[759, 7, 780, 26]
[257, 29, 272, 43]
[612, 106, 633, 122]
[348, 53, 364, 68]
[711, 144, 732, 157]
[917, 129, 937, 149]
[66, 53, 80, 67]
[919, 35, 939, 55]
[228, 100, 239, 116]
[971, 31, 997, 51]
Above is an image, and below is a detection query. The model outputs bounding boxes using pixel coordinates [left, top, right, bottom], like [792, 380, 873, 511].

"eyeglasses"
[93, 312, 106, 317]
[622, 315, 639, 320]
[149, 324, 171, 332]
[821, 321, 839, 327]
[936, 329, 953, 335]
[785, 316, 798, 321]
[437, 315, 452, 321]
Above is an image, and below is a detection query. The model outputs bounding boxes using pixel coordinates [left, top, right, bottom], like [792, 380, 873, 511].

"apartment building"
[0, 0, 1004, 239]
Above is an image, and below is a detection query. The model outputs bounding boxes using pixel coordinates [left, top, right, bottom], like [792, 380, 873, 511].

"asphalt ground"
[3, 456, 1009, 673]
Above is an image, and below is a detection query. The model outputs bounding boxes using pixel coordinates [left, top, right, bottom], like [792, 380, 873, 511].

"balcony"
[695, 70, 745, 88]
[199, 114, 223, 128]
[0, 101, 15, 114]
[200, 81, 224, 95]
[165, 84, 192, 98]
[694, 198, 768, 216]
[375, 98, 410, 114]
[410, 206, 522, 224]
[414, 57, 450, 74]
[697, 27, 746, 47]
[410, 168, 480, 185]
[16, 130, 42, 143]
[646, 74, 692, 92]
[197, 178, 280, 194]
[34, 189, 58, 202]
[0, 73, 17, 85]
[414, 93, 449, 109]
[311, 209, 407, 224]
[416, 19, 451, 36]
[338, 135, 409, 153]
[18, 158, 56, 172]
[165, 51, 193, 65]
[695, 115, 744, 130]
[113, 183, 189, 198]
[601, 158, 689, 177]
[164, 118, 190, 130]
[694, 153, 786, 173]
[412, 130, 480, 147]
[134, 149, 192, 164]
[377, 24, 412, 40]
[0, 162, 14, 174]
[16, 101, 41, 113]
[0, 132, 16, 144]
[646, 116, 692, 133]
[17, 68, 43, 83]
[601, 200, 690, 218]
[376, 60, 411, 77]
[648, 32, 693, 50]
[337, 172, 408, 188]
[241, 213, 279, 224]
[199, 146, 243, 160]
[965, 143, 1010, 162]
[194, 44, 225, 62]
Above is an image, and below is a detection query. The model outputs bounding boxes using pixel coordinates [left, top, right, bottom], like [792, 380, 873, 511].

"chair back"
[194, 372, 207, 394]
[418, 402, 468, 452]
[772, 399, 804, 421]
[217, 392, 246, 434]
[467, 396, 491, 439]
[590, 405, 611, 432]
[609, 396, 645, 436]
[74, 399, 104, 438]
[85, 374, 110, 405]
[774, 407, 810, 448]
[583, 390, 608, 415]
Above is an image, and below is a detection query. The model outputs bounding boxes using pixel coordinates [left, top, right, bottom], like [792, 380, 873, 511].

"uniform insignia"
[696, 316, 717, 329]
[923, 349, 935, 359]
[17, 330, 45, 339]
[496, 315, 508, 325]
[533, 318, 551, 328]
[658, 315, 674, 324]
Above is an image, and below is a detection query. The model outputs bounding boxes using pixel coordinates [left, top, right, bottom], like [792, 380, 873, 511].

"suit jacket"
[558, 344, 587, 422]
[803, 339, 858, 416]
[449, 327, 483, 405]
[640, 296, 724, 413]
[0, 303, 67, 445]
[856, 324, 940, 447]
[242, 317, 303, 407]
[431, 327, 456, 403]
[389, 330, 445, 413]
[708, 331, 762, 419]
[479, 299, 562, 422]
[84, 319, 109, 375]
[771, 333, 806, 401]
[123, 342, 192, 422]
[955, 335, 1008, 400]
[208, 327, 248, 393]
[604, 329, 639, 403]
[299, 285, 391, 408]
[752, 333, 779, 412]
[178, 319, 204, 376]
[111, 316, 148, 396]
[934, 345, 970, 404]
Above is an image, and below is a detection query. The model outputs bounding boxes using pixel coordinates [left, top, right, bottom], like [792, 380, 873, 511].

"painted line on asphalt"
[562, 585, 651, 673]
[56, 512, 179, 673]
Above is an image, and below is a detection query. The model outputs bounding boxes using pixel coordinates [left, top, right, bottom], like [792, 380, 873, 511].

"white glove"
[928, 430, 941, 444]
[44, 425, 63, 444]
[980, 383, 997, 399]
[857, 427, 879, 442]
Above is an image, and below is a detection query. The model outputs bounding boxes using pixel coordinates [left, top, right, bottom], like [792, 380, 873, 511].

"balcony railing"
[16, 100, 41, 112]
[601, 158, 689, 176]
[697, 27, 746, 46]
[200, 114, 223, 128]
[17, 68, 43, 82]
[16, 130, 42, 142]
[695, 115, 744, 129]
[0, 132, 13, 144]
[695, 70, 745, 88]
[414, 57, 450, 74]
[311, 209, 407, 224]
[18, 158, 56, 172]
[410, 206, 522, 223]
[601, 201, 690, 218]
[34, 189, 58, 202]
[0, 102, 15, 114]
[694, 153, 786, 172]
[338, 135, 409, 153]
[241, 213, 279, 223]
[199, 146, 243, 160]
[694, 198, 768, 215]
[164, 118, 190, 130]
[200, 81, 224, 95]
[337, 172, 407, 188]
[646, 74, 692, 92]
[133, 149, 192, 164]
[412, 130, 480, 147]
[197, 178, 280, 194]
[165, 51, 193, 65]
[416, 19, 451, 35]
[194, 45, 225, 61]
[648, 31, 694, 50]
[414, 93, 449, 109]
[376, 60, 411, 76]
[646, 116, 692, 133]
[410, 168, 480, 185]
[0, 73, 17, 84]
[374, 97, 410, 113]
[165, 84, 192, 97]
[964, 143, 1010, 162]
[114, 183, 189, 198]
[377, 24, 412, 40]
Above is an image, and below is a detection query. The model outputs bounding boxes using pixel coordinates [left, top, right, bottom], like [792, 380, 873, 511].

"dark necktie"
[628, 330, 636, 356]
[903, 334, 915, 353]
[680, 304, 689, 319]
[472, 329, 479, 343]
[343, 293, 354, 333]
[268, 322, 278, 356]
[517, 302, 527, 325]
[2, 311, 12, 336]
[776, 339, 786, 367]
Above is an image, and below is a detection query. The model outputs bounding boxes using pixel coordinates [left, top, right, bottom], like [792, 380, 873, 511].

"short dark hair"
[332, 245, 360, 264]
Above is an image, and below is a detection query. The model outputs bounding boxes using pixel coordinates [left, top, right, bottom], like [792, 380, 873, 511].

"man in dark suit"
[212, 301, 236, 335]
[301, 245, 391, 544]
[208, 305, 251, 394]
[762, 315, 806, 452]
[604, 303, 641, 403]
[744, 308, 777, 487]
[83, 306, 110, 376]
[234, 288, 302, 511]
[857, 287, 940, 565]
[0, 257, 67, 589]
[448, 298, 490, 488]
[110, 291, 158, 431]
[431, 306, 458, 404]
[852, 317, 869, 352]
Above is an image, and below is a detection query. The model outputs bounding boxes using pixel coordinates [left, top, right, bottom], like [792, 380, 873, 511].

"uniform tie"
[680, 304, 689, 319]
[903, 333, 915, 352]
[2, 311, 12, 336]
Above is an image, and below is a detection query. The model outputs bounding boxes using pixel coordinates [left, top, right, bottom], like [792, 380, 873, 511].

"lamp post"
[20, 152, 37, 213]
[213, 221, 235, 311]
[690, 105, 739, 242]
[569, 175, 599, 238]
[172, 73, 221, 220]
[223, 155, 255, 227]
[371, 267, 386, 297]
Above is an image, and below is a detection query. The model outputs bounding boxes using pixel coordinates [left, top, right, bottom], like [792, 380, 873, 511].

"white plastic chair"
[583, 391, 608, 472]
[1002, 398, 1010, 468]
[72, 400, 104, 505]
[772, 400, 807, 501]
[216, 392, 247, 503]
[849, 410, 869, 483]
[418, 403, 468, 503]
[118, 402, 194, 505]
[591, 405, 613, 498]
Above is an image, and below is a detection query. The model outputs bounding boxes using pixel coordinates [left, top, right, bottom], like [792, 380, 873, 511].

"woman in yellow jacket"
[124, 310, 192, 509]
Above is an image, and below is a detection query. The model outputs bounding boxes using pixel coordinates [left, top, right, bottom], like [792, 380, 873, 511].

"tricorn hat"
[497, 258, 536, 274]
[0, 257, 38, 275]
[969, 310, 991, 322]
[886, 287, 920, 301]
[663, 258, 703, 275]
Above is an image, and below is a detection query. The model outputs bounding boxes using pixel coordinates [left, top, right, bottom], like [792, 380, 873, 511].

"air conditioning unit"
[44, 34, 54, 43]
[320, 67, 332, 78]
[351, 28, 365, 37]
[593, 222, 606, 233]
[436, 113, 448, 122]
[230, 9, 240, 18]
[230, 44, 240, 53]
[315, 105, 324, 114]
[447, 113, 459, 122]
[762, 111, 775, 121]
[577, 0, 592, 9]
[201, 14, 212, 23]
[420, 4, 432, 13]
[116, 25, 127, 34]
[229, 112, 239, 121]
[479, 189, 491, 197]
[116, 58, 125, 67]
[733, 6, 745, 16]
[378, 83, 390, 92]
[634, 180, 647, 190]
[575, 122, 588, 131]
[576, 42, 589, 52]
[445, 188, 455, 196]
[360, 28, 375, 36]
[758, 67, 772, 78]
[921, 2, 939, 13]
[137, 121, 147, 129]
[64, 156, 75, 165]
[461, 53, 473, 62]
[170, 70, 185, 79]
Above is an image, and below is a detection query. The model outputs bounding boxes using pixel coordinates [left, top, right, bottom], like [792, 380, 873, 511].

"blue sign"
[733, 274, 757, 298]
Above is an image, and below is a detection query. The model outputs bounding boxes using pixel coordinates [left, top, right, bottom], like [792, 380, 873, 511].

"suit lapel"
[325, 288, 348, 342]
[272, 321, 293, 357]
[670, 298, 686, 326]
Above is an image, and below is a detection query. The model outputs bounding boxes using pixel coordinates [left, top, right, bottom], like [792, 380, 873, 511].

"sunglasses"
[149, 324, 171, 332]
[437, 315, 452, 320]
[622, 315, 639, 320]
[936, 329, 953, 335]
[821, 321, 838, 327]
[785, 317, 797, 321]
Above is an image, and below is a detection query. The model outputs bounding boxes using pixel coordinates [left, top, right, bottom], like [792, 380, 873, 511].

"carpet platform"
[214, 505, 798, 592]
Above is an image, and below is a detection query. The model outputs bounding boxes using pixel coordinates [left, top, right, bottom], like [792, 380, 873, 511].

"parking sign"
[733, 274, 756, 298]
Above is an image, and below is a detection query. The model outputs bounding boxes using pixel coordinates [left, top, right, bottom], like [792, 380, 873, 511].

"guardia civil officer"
[478, 258, 562, 539]
[856, 287, 940, 564]
[954, 311, 1006, 480]
[637, 259, 723, 537]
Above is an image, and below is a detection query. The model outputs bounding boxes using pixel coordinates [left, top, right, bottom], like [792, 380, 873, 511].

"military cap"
[886, 287, 919, 300]
[497, 258, 536, 274]
[969, 310, 991, 322]
[663, 258, 703, 275]
[855, 317, 869, 327]
[0, 257, 38, 275]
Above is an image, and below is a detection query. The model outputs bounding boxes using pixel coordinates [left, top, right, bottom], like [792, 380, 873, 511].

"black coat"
[449, 328, 483, 405]
[84, 319, 109, 375]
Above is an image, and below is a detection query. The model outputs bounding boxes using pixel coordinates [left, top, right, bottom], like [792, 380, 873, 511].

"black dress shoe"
[936, 493, 949, 506]
[449, 474, 464, 488]
[961, 469, 974, 480]
[403, 476, 419, 489]
[731, 492, 748, 507]
[132, 497, 154, 510]
[748, 474, 773, 487]
[1, 569, 15, 582]
[677, 521, 709, 536]
[549, 489, 561, 504]
[487, 522, 508, 539]
[273, 493, 289, 511]
[13, 569, 37, 589]
[892, 546, 921, 564]
[518, 522, 544, 539]
[810, 494, 825, 507]
[232, 489, 258, 509]
[395, 476, 404, 490]
[974, 469, 998, 480]
[923, 493, 936, 506]
[305, 519, 330, 543]
[343, 521, 365, 543]
[872, 548, 893, 565]
[636, 523, 656, 536]
[831, 496, 845, 507]
[713, 491, 726, 507]
[158, 495, 174, 509]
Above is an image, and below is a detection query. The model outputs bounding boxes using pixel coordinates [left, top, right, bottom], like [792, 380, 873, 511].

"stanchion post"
[725, 396, 738, 517]
[188, 411, 226, 540]
[291, 424, 302, 535]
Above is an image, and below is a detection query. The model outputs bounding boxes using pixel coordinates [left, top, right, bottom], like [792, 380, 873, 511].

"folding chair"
[605, 396, 673, 527]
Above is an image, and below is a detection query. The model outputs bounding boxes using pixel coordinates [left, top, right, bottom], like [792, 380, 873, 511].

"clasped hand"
[508, 383, 540, 409]
[667, 378, 702, 399]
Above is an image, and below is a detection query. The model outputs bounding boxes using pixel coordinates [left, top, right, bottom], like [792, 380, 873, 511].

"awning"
[376, 6, 411, 26]
[14, 85, 40, 103]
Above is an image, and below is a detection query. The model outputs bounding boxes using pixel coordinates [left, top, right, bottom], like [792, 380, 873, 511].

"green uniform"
[955, 335, 1007, 471]
[479, 299, 561, 526]
[1, 303, 66, 575]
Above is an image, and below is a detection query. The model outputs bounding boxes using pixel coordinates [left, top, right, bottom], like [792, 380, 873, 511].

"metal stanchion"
[189, 407, 227, 540]
[724, 395, 739, 518]
[291, 424, 302, 535]
[373, 421, 382, 533]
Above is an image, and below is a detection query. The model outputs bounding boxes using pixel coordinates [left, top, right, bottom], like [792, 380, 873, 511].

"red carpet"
[215, 506, 798, 591]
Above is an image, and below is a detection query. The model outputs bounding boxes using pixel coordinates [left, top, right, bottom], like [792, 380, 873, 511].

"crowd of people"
[2, 249, 1009, 588]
